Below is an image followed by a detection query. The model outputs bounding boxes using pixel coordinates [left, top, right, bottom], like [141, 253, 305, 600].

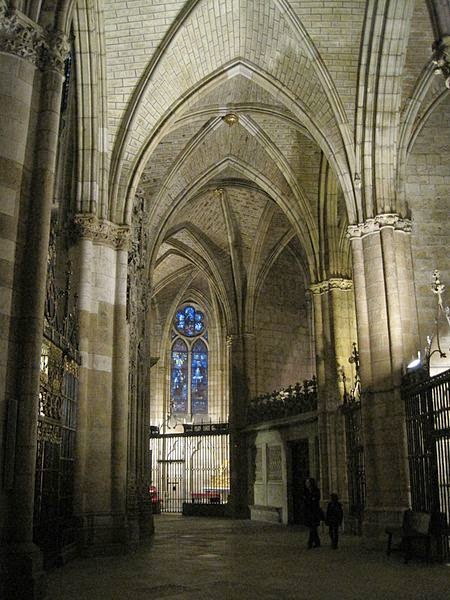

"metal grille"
[35, 346, 79, 566]
[150, 425, 229, 513]
[34, 221, 80, 567]
[403, 369, 450, 537]
[343, 402, 366, 527]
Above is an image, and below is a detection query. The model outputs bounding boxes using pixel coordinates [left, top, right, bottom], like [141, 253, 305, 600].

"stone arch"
[155, 224, 236, 332]
[107, 0, 359, 224]
[143, 111, 318, 256]
[118, 60, 357, 226]
[146, 156, 319, 282]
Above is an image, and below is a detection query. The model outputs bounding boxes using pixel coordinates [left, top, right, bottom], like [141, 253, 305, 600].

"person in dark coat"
[326, 493, 344, 549]
[303, 477, 322, 549]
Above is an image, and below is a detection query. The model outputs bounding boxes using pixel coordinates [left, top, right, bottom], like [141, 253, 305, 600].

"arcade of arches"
[1, 0, 449, 597]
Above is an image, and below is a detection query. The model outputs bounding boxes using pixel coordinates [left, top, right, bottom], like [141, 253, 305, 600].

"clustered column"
[310, 278, 356, 505]
[348, 214, 420, 537]
[70, 214, 131, 553]
[0, 7, 69, 598]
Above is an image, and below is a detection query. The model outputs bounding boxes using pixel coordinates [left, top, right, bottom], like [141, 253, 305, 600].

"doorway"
[290, 439, 310, 524]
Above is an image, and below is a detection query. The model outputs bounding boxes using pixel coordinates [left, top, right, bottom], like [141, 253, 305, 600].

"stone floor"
[46, 514, 450, 599]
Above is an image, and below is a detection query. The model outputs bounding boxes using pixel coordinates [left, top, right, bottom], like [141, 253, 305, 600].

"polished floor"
[46, 514, 450, 600]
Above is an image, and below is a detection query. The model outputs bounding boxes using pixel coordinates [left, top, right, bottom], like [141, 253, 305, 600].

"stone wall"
[255, 246, 313, 395]
[406, 94, 450, 370]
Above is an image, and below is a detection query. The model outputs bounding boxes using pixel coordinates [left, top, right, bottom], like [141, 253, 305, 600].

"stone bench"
[250, 505, 282, 524]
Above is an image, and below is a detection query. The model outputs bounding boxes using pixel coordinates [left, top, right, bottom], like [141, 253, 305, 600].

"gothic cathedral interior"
[0, 1, 449, 598]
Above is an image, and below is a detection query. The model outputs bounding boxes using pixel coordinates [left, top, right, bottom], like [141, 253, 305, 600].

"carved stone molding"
[347, 214, 412, 240]
[70, 214, 130, 250]
[0, 2, 68, 73]
[310, 278, 353, 295]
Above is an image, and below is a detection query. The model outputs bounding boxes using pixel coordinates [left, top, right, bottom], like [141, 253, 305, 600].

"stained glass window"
[174, 305, 205, 337]
[191, 339, 208, 414]
[171, 339, 188, 413]
[170, 306, 208, 416]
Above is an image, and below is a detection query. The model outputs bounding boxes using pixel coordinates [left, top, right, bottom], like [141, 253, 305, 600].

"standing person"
[303, 477, 322, 549]
[326, 493, 344, 549]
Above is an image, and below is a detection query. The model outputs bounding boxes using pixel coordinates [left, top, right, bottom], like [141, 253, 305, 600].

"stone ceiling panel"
[258, 210, 294, 270]
[289, 0, 366, 131]
[183, 74, 284, 114]
[174, 189, 229, 254]
[153, 252, 192, 288]
[225, 187, 269, 268]
[250, 115, 321, 211]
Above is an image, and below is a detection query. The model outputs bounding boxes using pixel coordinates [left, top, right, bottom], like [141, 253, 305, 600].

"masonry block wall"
[406, 95, 450, 367]
[255, 247, 313, 395]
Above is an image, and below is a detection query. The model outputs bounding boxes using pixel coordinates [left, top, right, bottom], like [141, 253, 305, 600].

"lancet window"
[170, 305, 208, 416]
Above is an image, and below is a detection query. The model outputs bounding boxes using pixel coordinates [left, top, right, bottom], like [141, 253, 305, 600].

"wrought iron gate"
[343, 401, 366, 528]
[403, 369, 450, 532]
[34, 225, 80, 567]
[340, 343, 366, 531]
[149, 424, 229, 513]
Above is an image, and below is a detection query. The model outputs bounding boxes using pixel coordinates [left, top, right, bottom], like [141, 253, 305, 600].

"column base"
[77, 512, 132, 556]
[0, 542, 46, 600]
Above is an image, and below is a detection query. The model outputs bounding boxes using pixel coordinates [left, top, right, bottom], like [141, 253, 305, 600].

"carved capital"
[70, 214, 131, 250]
[309, 281, 330, 295]
[432, 36, 450, 90]
[0, 3, 43, 65]
[0, 3, 68, 73]
[347, 214, 412, 239]
[41, 29, 70, 73]
[310, 278, 353, 295]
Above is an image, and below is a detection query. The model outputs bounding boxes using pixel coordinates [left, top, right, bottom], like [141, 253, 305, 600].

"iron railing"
[403, 368, 450, 558]
[247, 378, 317, 425]
[149, 424, 230, 513]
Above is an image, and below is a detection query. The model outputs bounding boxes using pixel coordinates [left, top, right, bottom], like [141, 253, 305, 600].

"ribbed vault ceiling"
[109, 0, 437, 331]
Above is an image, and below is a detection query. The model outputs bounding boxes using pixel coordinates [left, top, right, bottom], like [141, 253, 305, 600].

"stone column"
[70, 215, 131, 554]
[348, 215, 420, 541]
[227, 334, 250, 518]
[0, 8, 68, 598]
[310, 279, 355, 503]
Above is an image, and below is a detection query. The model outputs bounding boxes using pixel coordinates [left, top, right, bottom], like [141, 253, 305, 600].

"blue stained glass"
[171, 339, 188, 413]
[191, 339, 208, 414]
[174, 305, 205, 337]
